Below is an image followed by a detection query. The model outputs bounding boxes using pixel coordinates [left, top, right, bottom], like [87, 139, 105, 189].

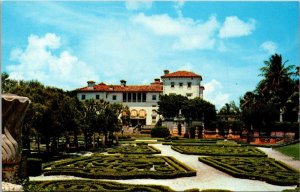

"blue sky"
[2, 1, 299, 109]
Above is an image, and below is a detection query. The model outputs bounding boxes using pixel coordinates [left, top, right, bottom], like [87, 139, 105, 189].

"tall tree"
[157, 94, 188, 118]
[257, 54, 296, 116]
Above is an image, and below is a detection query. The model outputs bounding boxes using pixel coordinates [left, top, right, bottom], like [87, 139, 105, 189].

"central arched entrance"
[130, 109, 147, 126]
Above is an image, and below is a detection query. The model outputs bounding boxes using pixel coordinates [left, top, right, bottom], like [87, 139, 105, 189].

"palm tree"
[257, 54, 295, 104]
[257, 53, 295, 121]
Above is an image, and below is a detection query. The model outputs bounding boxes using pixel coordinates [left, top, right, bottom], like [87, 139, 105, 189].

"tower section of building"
[161, 70, 204, 99]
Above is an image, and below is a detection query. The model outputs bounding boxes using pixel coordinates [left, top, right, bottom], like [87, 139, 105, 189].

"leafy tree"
[240, 53, 298, 135]
[1, 72, 17, 93]
[157, 94, 188, 118]
[157, 95, 217, 129]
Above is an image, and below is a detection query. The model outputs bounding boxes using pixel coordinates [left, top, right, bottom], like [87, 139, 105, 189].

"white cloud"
[174, 0, 185, 17]
[260, 41, 278, 54]
[132, 13, 219, 50]
[219, 16, 255, 38]
[7, 33, 99, 90]
[203, 79, 230, 109]
[126, 0, 152, 10]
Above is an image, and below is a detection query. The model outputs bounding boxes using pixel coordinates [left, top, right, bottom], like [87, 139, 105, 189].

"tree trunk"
[104, 132, 108, 146]
[84, 132, 88, 149]
[37, 135, 40, 154]
[74, 128, 78, 151]
[45, 135, 50, 153]
[93, 133, 95, 149]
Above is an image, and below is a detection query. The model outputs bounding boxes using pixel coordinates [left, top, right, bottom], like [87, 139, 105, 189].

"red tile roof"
[161, 71, 202, 79]
[77, 82, 162, 92]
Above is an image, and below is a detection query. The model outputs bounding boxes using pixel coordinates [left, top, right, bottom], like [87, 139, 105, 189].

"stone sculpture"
[2, 94, 30, 182]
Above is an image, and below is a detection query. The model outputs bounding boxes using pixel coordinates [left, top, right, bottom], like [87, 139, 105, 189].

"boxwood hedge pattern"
[28, 180, 175, 192]
[27, 180, 234, 192]
[107, 145, 161, 154]
[43, 154, 196, 179]
[198, 156, 299, 186]
[171, 145, 267, 157]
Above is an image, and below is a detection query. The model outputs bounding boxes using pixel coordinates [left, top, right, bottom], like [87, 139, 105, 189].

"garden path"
[258, 147, 300, 170]
[30, 144, 298, 191]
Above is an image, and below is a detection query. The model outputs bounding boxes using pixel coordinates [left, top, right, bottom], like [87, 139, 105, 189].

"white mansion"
[76, 70, 204, 126]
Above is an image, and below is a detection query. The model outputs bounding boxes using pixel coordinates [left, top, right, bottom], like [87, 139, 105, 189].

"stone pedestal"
[2, 94, 30, 183]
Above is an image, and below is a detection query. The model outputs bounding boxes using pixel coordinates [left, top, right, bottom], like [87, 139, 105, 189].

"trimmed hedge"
[43, 154, 196, 179]
[27, 158, 42, 176]
[151, 126, 170, 138]
[199, 156, 299, 186]
[172, 146, 267, 157]
[107, 145, 161, 154]
[27, 180, 175, 192]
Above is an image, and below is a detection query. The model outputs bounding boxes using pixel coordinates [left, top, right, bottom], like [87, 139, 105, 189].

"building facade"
[76, 70, 204, 126]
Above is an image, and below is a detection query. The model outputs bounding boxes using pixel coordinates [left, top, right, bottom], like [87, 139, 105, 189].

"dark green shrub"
[43, 154, 196, 179]
[151, 126, 170, 138]
[198, 156, 299, 186]
[28, 180, 175, 192]
[273, 122, 299, 132]
[190, 127, 196, 138]
[27, 158, 42, 176]
[184, 188, 200, 192]
[172, 146, 266, 157]
[136, 142, 148, 145]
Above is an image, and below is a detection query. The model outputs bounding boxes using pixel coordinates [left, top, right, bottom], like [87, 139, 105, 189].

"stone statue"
[2, 94, 30, 182]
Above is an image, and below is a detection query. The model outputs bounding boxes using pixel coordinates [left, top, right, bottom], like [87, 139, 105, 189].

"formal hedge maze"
[198, 156, 299, 186]
[107, 144, 161, 154]
[171, 145, 266, 157]
[43, 154, 196, 179]
[28, 180, 175, 192]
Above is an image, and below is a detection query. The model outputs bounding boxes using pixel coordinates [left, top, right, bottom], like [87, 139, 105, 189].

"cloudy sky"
[2, 1, 299, 108]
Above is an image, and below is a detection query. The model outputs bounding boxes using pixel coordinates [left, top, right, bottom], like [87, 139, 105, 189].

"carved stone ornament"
[2, 94, 30, 182]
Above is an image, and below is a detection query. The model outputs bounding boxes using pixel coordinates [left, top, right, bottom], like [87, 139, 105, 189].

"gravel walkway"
[258, 147, 300, 170]
[30, 144, 298, 191]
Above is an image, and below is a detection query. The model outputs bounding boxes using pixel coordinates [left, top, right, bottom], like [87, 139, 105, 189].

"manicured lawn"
[199, 156, 299, 186]
[43, 153, 196, 179]
[274, 143, 300, 160]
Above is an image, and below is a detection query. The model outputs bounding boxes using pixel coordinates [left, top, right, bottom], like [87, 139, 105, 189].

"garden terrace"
[107, 144, 161, 154]
[198, 156, 299, 186]
[43, 154, 196, 179]
[171, 145, 266, 157]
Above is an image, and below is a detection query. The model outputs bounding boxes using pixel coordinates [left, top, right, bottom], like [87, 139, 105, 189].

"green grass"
[274, 143, 300, 160]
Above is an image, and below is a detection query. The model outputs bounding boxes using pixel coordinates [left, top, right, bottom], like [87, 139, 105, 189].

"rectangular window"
[123, 93, 127, 102]
[152, 105, 156, 107]
[113, 95, 117, 100]
[81, 94, 86, 100]
[187, 82, 192, 88]
[186, 93, 193, 97]
[152, 95, 157, 100]
[152, 116, 156, 124]
[96, 95, 100, 100]
[138, 93, 141, 102]
[179, 82, 183, 87]
[142, 93, 146, 102]
[133, 93, 136, 102]
[171, 82, 175, 88]
[128, 93, 131, 102]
